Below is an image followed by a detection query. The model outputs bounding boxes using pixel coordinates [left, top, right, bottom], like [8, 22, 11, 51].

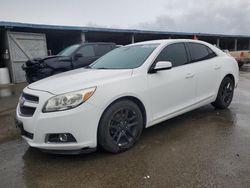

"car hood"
[28, 68, 133, 95]
[26, 55, 68, 64]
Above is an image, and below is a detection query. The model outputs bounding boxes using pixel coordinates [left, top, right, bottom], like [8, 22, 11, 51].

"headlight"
[43, 87, 96, 112]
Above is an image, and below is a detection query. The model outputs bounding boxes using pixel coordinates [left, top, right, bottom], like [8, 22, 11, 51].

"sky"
[0, 0, 250, 35]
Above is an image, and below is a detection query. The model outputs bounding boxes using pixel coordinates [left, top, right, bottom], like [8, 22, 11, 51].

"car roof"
[131, 39, 211, 46]
[80, 42, 116, 45]
[128, 39, 224, 56]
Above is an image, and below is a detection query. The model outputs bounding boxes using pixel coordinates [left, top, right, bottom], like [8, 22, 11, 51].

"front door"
[148, 43, 196, 122]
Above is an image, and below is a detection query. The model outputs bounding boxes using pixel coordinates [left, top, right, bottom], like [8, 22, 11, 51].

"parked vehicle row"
[22, 42, 117, 83]
[229, 50, 250, 67]
[16, 39, 239, 154]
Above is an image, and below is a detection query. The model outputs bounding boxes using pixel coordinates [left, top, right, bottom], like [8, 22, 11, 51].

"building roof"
[0, 21, 250, 38]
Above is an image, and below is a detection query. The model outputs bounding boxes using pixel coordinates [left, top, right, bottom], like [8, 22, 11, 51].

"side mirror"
[149, 61, 172, 73]
[74, 53, 83, 60]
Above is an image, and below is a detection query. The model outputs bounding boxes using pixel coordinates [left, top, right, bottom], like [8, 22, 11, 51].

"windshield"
[57, 44, 80, 56]
[90, 44, 159, 69]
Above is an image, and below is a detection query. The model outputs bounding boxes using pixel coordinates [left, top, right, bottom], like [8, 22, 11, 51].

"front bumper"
[16, 87, 101, 152]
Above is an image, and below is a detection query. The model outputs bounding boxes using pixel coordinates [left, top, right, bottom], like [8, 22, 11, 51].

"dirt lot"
[0, 66, 250, 188]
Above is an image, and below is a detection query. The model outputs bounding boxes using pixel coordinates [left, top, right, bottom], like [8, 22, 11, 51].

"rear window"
[188, 43, 216, 62]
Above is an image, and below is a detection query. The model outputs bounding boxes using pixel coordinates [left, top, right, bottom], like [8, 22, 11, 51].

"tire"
[212, 77, 235, 109]
[98, 100, 144, 153]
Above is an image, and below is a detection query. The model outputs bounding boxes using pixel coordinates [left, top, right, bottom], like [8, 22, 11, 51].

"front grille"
[19, 93, 39, 117]
[22, 93, 39, 103]
[20, 106, 36, 116]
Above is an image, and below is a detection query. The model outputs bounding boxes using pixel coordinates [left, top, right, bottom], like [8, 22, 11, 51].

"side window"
[76, 45, 95, 57]
[207, 47, 217, 59]
[95, 45, 112, 56]
[188, 43, 216, 62]
[155, 43, 188, 67]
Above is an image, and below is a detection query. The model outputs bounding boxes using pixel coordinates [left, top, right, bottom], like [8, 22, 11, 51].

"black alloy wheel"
[109, 108, 139, 147]
[98, 100, 143, 153]
[212, 77, 234, 109]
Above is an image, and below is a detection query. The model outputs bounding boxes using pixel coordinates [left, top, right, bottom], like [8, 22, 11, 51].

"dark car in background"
[22, 42, 117, 83]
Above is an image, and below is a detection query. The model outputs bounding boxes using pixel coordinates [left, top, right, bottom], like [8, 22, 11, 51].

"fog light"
[46, 133, 77, 143]
[59, 134, 68, 142]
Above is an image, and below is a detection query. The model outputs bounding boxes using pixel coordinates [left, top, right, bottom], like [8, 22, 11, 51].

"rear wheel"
[98, 100, 143, 153]
[212, 77, 234, 109]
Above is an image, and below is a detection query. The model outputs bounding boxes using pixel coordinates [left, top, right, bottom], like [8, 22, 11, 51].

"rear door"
[148, 42, 196, 121]
[186, 42, 221, 102]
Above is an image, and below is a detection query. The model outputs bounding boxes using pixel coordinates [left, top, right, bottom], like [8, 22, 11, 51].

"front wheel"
[211, 77, 235, 109]
[98, 100, 143, 153]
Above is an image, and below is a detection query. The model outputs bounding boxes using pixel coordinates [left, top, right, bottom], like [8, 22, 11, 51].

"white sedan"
[16, 39, 239, 154]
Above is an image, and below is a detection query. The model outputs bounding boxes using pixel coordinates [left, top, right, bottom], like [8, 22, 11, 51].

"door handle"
[214, 65, 221, 70]
[185, 73, 194, 79]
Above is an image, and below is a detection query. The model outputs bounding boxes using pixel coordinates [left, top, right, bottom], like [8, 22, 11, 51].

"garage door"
[7, 31, 47, 83]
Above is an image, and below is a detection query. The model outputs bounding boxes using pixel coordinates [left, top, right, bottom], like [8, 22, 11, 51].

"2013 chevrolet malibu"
[16, 39, 239, 154]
